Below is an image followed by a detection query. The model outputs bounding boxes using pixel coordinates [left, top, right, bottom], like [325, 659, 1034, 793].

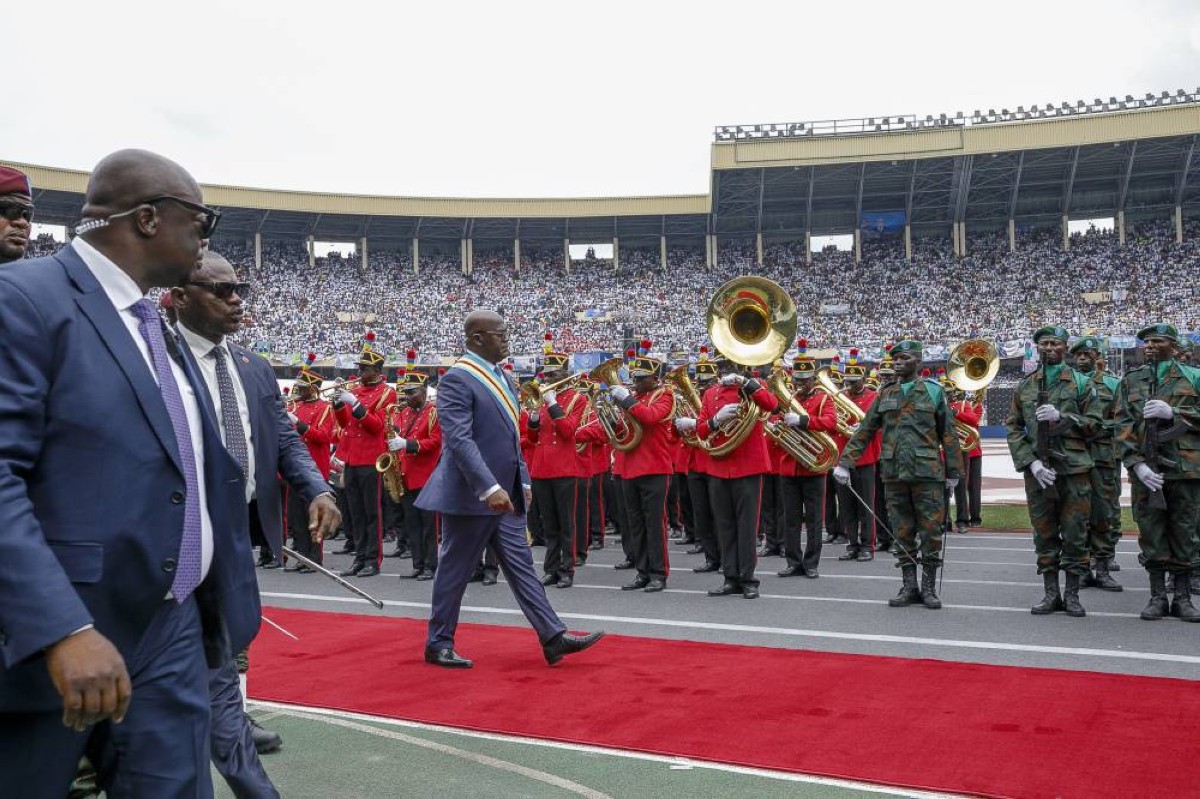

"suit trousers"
[759, 474, 780, 549]
[621, 474, 670, 579]
[687, 471, 720, 567]
[782, 474, 825, 573]
[427, 511, 567, 650]
[709, 474, 763, 587]
[603, 473, 618, 538]
[527, 488, 544, 546]
[344, 465, 382, 566]
[954, 454, 983, 524]
[533, 477, 577, 577]
[208, 657, 279, 799]
[574, 476, 592, 562]
[838, 463, 876, 550]
[824, 475, 840, 536]
[588, 473, 605, 544]
[382, 489, 405, 543]
[677, 471, 695, 538]
[612, 477, 635, 563]
[666, 473, 682, 531]
[403, 487, 439, 574]
[286, 487, 322, 564]
[0, 596, 211, 799]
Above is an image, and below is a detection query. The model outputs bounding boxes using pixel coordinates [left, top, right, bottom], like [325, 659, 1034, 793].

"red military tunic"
[528, 388, 587, 479]
[394, 400, 442, 490]
[951, 399, 984, 458]
[787, 390, 839, 478]
[697, 380, 779, 479]
[617, 387, 676, 478]
[333, 380, 396, 467]
[292, 398, 336, 479]
[846, 387, 881, 466]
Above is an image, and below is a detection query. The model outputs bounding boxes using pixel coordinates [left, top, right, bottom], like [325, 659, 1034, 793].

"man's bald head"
[198, 250, 236, 282]
[81, 149, 202, 218]
[464, 309, 509, 363]
[465, 309, 503, 338]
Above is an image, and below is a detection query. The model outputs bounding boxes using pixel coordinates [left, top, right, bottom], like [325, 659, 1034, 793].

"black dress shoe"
[401, 569, 423, 579]
[693, 561, 720, 573]
[838, 549, 860, 561]
[357, 564, 380, 578]
[673, 538, 696, 546]
[261, 558, 281, 570]
[540, 573, 559, 586]
[824, 535, 848, 545]
[969, 518, 982, 527]
[481, 573, 498, 586]
[424, 647, 473, 669]
[804, 568, 820, 578]
[340, 541, 356, 554]
[776, 565, 803, 577]
[339, 562, 364, 577]
[588, 541, 603, 551]
[757, 546, 782, 557]
[644, 577, 666, 592]
[295, 564, 315, 574]
[416, 570, 434, 581]
[557, 574, 574, 588]
[686, 545, 705, 555]
[856, 550, 874, 562]
[384, 548, 405, 558]
[248, 715, 282, 754]
[613, 560, 635, 570]
[708, 582, 740, 596]
[743, 585, 761, 600]
[542, 631, 605, 665]
[621, 576, 650, 591]
[283, 563, 301, 573]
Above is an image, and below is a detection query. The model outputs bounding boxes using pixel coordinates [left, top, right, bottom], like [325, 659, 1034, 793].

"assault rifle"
[1035, 371, 1058, 500]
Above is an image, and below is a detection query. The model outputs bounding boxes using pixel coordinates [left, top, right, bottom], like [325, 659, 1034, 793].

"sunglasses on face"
[187, 280, 250, 300]
[0, 203, 34, 223]
[145, 195, 222, 238]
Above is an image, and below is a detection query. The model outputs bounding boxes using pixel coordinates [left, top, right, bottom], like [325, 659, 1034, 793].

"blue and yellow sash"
[451, 354, 520, 432]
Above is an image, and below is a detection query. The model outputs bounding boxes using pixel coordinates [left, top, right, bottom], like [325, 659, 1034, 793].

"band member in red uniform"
[527, 339, 587, 588]
[778, 341, 838, 578]
[677, 350, 721, 572]
[285, 353, 336, 569]
[837, 349, 881, 561]
[682, 357, 778, 599]
[574, 380, 608, 555]
[388, 355, 443, 580]
[334, 331, 396, 577]
[950, 386, 983, 533]
[760, 365, 790, 559]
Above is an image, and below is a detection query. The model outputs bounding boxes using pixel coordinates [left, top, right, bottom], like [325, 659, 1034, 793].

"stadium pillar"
[660, 236, 667, 271]
[254, 232, 262, 273]
[412, 238, 420, 275]
[951, 223, 959, 258]
[306, 235, 315, 268]
[1117, 211, 1126, 246]
[460, 239, 467, 276]
[710, 235, 718, 267]
[756, 233, 764, 267]
[804, 232, 812, 265]
[514, 239, 521, 274]
[704, 235, 712, 267]
[1008, 219, 1016, 252]
[1176, 206, 1183, 243]
[853, 229, 861, 264]
[613, 236, 619, 273]
[1061, 215, 1070, 251]
[563, 239, 571, 275]
[467, 238, 474, 275]
[959, 222, 967, 257]
[360, 237, 368, 270]
[903, 225, 912, 260]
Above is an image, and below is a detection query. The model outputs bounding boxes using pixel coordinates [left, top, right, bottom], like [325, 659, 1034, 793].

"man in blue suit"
[418, 310, 604, 668]
[0, 149, 259, 797]
[173, 249, 339, 798]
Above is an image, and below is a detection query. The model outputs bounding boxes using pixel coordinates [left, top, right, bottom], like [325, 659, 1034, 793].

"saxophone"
[374, 402, 406, 502]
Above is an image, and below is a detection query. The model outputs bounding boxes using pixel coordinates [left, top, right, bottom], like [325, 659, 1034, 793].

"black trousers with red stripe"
[286, 487, 322, 564]
[612, 477, 635, 563]
[782, 474, 825, 573]
[402, 487, 439, 573]
[575, 476, 593, 561]
[533, 477, 577, 577]
[621, 474, 670, 580]
[677, 472, 695, 538]
[344, 465, 382, 566]
[837, 463, 877, 550]
[587, 474, 605, 545]
[709, 474, 763, 587]
[687, 471, 720, 567]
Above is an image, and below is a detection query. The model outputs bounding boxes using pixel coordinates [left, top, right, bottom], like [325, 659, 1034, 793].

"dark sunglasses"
[145, 195, 221, 238]
[0, 203, 34, 223]
[188, 280, 250, 300]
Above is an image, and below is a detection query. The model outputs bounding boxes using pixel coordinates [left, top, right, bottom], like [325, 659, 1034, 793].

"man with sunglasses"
[0, 149, 259, 796]
[0, 165, 34, 264]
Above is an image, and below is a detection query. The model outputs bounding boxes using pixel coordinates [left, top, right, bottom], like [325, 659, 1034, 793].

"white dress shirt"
[71, 238, 214, 582]
[176, 324, 257, 503]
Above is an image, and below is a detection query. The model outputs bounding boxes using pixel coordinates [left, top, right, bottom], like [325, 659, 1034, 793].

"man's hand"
[610, 385, 631, 401]
[336, 390, 358, 408]
[712, 403, 739, 425]
[1029, 459, 1057, 489]
[833, 465, 851, 485]
[720, 373, 744, 387]
[387, 436, 406, 452]
[946, 478, 960, 491]
[330, 456, 345, 473]
[1034, 404, 1061, 423]
[308, 493, 342, 542]
[45, 629, 132, 731]
[1144, 399, 1174, 420]
[529, 411, 540, 426]
[487, 488, 515, 514]
[674, 417, 697, 433]
[542, 389, 558, 407]
[1134, 462, 1165, 491]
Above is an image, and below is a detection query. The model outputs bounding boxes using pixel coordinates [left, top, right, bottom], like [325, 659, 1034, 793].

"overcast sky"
[11, 1, 1200, 199]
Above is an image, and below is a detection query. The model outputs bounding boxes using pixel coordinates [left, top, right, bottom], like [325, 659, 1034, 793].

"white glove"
[1034, 404, 1060, 423]
[848, 423, 861, 436]
[287, 412, 299, 424]
[337, 389, 358, 407]
[1134, 462, 1165, 491]
[1029, 459, 1057, 489]
[542, 389, 558, 407]
[783, 412, 801, 427]
[610, 385, 631, 401]
[387, 436, 406, 452]
[1143, 399, 1174, 420]
[330, 456, 345, 472]
[946, 478, 960, 491]
[529, 411, 540, 425]
[674, 418, 697, 433]
[833, 465, 851, 485]
[720, 373, 744, 386]
[712, 403, 740, 425]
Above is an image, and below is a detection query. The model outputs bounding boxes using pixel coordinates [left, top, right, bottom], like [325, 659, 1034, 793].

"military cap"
[1032, 325, 1069, 344]
[892, 339, 922, 354]
[1068, 336, 1102, 354]
[1136, 323, 1178, 342]
[356, 330, 385, 368]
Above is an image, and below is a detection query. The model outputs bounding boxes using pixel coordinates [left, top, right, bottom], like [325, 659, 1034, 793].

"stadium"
[4, 85, 1200, 799]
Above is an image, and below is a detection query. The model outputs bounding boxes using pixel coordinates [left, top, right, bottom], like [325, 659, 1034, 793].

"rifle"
[1035, 370, 1058, 499]
[1143, 364, 1169, 510]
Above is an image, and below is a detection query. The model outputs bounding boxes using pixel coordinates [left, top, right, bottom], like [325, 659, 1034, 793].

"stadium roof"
[8, 101, 1200, 248]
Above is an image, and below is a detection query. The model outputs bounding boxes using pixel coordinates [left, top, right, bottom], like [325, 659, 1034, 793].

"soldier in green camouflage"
[1069, 336, 1124, 592]
[837, 340, 961, 610]
[1006, 326, 1101, 617]
[1113, 323, 1200, 622]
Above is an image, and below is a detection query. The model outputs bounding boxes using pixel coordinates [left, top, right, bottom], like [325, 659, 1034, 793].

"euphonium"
[946, 338, 999, 452]
[763, 367, 841, 472]
[815, 366, 866, 437]
[517, 371, 584, 413]
[374, 402, 406, 502]
[588, 357, 643, 452]
[665, 364, 703, 448]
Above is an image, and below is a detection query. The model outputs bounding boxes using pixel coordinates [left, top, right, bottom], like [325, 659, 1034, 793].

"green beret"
[1068, 336, 1102, 354]
[1033, 325, 1069, 344]
[893, 339, 922, 354]
[1136, 323, 1178, 342]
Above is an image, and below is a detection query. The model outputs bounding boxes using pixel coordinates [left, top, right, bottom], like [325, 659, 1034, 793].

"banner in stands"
[1081, 291, 1110, 304]
[859, 211, 906, 237]
[819, 303, 851, 316]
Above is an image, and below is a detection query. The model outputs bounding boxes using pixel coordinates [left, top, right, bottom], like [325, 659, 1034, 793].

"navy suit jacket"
[415, 357, 530, 517]
[0, 246, 259, 712]
[178, 335, 329, 554]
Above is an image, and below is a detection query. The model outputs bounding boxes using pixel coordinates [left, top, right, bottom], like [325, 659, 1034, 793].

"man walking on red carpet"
[417, 310, 604, 668]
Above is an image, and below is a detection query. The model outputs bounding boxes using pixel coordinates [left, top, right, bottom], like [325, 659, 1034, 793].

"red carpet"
[250, 607, 1197, 798]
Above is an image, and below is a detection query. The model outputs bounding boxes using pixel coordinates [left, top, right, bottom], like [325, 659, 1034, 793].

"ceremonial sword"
[281, 545, 385, 610]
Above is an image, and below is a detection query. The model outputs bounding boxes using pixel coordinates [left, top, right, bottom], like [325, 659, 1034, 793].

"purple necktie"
[131, 299, 203, 601]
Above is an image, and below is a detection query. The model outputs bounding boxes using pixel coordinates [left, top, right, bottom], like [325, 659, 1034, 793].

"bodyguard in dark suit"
[0, 150, 258, 797]
[417, 310, 604, 668]
[174, 250, 339, 798]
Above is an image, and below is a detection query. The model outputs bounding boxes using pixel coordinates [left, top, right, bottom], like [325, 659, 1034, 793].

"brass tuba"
[665, 364, 703, 448]
[815, 366, 866, 437]
[374, 402, 406, 502]
[588, 357, 643, 452]
[517, 371, 583, 414]
[946, 338, 999, 452]
[763, 366, 841, 471]
[705, 276, 797, 457]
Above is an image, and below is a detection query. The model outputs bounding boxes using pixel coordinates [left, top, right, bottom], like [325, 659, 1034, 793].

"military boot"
[1140, 571, 1170, 621]
[1170, 571, 1200, 622]
[919, 564, 942, 610]
[888, 564, 921, 607]
[1030, 571, 1062, 615]
[1092, 558, 1123, 592]
[1106, 556, 1120, 572]
[1062, 572, 1086, 617]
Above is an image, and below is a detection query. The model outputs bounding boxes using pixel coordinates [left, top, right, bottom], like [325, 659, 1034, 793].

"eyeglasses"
[0, 203, 34, 223]
[187, 280, 250, 300]
[144, 196, 222, 238]
[479, 328, 510, 341]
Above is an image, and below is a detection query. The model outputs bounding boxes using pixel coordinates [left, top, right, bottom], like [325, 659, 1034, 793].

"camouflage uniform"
[1082, 369, 1123, 562]
[1006, 364, 1099, 577]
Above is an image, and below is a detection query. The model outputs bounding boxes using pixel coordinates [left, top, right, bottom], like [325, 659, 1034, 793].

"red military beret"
[0, 166, 32, 199]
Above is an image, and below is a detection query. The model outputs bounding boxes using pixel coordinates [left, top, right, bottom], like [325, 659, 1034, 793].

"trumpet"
[764, 367, 841, 471]
[317, 378, 363, 398]
[517, 371, 584, 413]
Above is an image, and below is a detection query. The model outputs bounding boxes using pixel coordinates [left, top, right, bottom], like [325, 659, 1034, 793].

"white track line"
[251, 700, 959, 798]
[259, 591, 1200, 665]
